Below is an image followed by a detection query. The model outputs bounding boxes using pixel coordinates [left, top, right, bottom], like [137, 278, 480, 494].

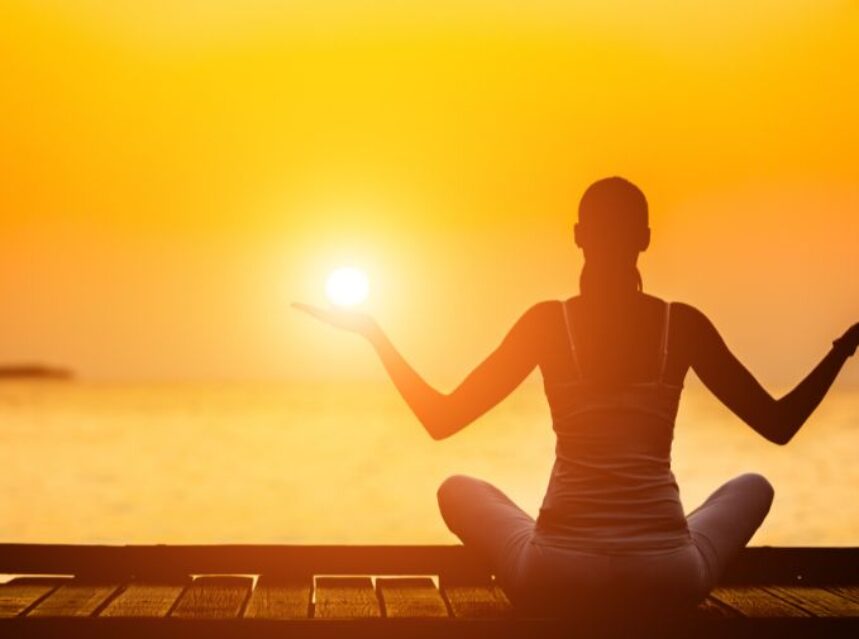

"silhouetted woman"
[294, 177, 858, 618]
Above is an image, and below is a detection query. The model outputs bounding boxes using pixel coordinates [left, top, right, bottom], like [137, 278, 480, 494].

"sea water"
[0, 380, 855, 545]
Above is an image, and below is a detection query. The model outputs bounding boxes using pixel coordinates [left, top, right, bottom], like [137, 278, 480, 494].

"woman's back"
[534, 293, 692, 387]
[536, 295, 692, 552]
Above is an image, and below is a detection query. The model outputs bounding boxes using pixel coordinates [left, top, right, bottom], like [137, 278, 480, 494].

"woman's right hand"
[291, 302, 381, 341]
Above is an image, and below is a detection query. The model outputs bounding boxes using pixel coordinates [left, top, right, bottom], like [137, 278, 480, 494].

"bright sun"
[325, 266, 369, 307]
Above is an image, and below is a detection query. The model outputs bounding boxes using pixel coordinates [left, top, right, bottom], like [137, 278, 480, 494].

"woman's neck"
[579, 262, 641, 302]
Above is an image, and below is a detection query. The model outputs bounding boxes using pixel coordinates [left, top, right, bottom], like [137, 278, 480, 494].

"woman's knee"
[736, 472, 774, 501]
[437, 473, 468, 500]
[734, 472, 775, 511]
[437, 475, 476, 513]
[436, 474, 483, 534]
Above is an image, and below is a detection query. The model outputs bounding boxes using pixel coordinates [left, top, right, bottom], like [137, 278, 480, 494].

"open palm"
[292, 302, 378, 338]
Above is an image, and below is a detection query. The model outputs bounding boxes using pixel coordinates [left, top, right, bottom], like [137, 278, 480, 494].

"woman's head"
[575, 177, 650, 293]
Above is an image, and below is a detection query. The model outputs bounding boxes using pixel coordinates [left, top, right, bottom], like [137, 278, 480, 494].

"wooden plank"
[0, 544, 855, 585]
[314, 577, 380, 618]
[828, 585, 859, 604]
[710, 586, 811, 618]
[694, 595, 737, 618]
[442, 584, 512, 618]
[170, 576, 251, 619]
[717, 547, 859, 586]
[27, 580, 120, 617]
[377, 577, 449, 618]
[765, 585, 859, 617]
[99, 581, 188, 617]
[0, 544, 492, 583]
[0, 578, 65, 618]
[244, 575, 311, 619]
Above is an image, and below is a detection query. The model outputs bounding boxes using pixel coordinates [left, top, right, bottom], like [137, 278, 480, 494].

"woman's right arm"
[685, 305, 857, 445]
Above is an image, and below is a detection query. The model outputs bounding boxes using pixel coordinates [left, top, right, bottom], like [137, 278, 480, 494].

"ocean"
[0, 380, 856, 546]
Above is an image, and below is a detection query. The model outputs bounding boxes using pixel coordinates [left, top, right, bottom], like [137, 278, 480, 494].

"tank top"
[535, 299, 692, 552]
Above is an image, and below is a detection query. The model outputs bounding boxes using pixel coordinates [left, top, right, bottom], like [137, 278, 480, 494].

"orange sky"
[1, 1, 857, 386]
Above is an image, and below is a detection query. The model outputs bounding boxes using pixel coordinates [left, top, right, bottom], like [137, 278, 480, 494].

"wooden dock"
[0, 544, 856, 637]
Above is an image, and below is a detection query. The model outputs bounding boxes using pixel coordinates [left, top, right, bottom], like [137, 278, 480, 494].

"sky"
[1, 1, 858, 387]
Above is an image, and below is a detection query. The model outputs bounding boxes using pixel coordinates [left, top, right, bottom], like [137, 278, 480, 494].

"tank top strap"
[657, 301, 672, 382]
[559, 300, 582, 380]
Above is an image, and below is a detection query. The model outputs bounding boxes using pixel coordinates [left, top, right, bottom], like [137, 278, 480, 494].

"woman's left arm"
[293, 302, 543, 440]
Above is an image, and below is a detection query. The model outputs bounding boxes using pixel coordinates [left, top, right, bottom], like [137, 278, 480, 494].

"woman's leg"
[436, 474, 535, 588]
[686, 473, 775, 587]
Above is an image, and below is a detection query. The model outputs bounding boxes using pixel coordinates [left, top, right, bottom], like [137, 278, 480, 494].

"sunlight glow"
[325, 267, 369, 307]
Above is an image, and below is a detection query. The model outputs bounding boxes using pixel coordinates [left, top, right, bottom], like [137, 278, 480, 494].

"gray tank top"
[535, 299, 692, 552]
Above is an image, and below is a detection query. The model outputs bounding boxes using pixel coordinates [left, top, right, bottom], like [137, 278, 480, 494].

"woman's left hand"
[835, 322, 859, 357]
[291, 302, 380, 340]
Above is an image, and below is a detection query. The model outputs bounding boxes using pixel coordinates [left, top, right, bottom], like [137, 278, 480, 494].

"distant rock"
[0, 364, 74, 380]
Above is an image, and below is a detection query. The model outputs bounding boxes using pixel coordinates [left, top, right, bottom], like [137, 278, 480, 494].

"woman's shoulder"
[667, 300, 712, 325]
[511, 300, 571, 335]
[637, 298, 722, 361]
[624, 295, 718, 340]
[653, 298, 719, 342]
[521, 299, 566, 321]
[527, 297, 585, 316]
[638, 294, 708, 319]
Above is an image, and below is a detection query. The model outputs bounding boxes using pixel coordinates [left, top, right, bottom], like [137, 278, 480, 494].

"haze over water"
[1, 380, 855, 546]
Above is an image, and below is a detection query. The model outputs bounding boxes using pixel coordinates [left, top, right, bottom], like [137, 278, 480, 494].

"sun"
[325, 266, 369, 307]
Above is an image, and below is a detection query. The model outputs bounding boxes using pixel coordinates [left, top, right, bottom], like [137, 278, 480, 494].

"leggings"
[437, 473, 774, 616]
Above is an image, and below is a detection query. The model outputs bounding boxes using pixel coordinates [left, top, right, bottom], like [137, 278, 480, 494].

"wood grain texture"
[0, 578, 64, 618]
[694, 595, 737, 618]
[377, 577, 449, 618]
[828, 585, 859, 604]
[765, 586, 859, 617]
[26, 581, 120, 618]
[170, 576, 251, 619]
[314, 577, 381, 618]
[99, 582, 187, 617]
[244, 576, 311, 619]
[443, 584, 512, 618]
[710, 586, 811, 618]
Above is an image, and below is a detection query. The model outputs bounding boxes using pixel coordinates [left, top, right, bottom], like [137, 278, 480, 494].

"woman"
[294, 177, 857, 617]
